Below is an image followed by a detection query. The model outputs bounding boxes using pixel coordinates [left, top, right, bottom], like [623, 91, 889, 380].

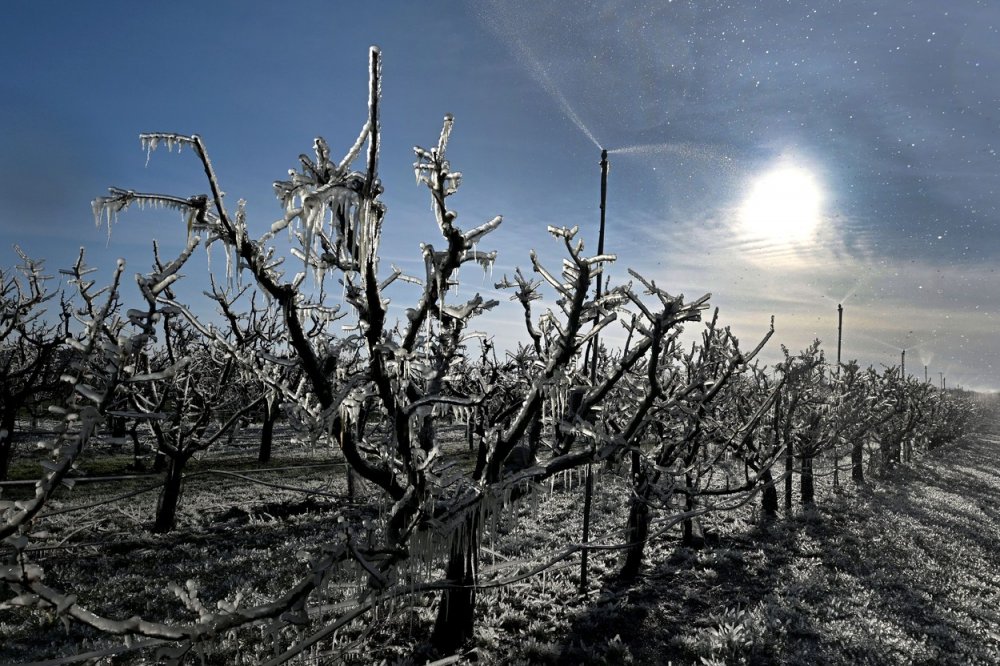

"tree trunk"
[800, 454, 814, 505]
[258, 399, 278, 464]
[784, 442, 794, 513]
[555, 388, 585, 455]
[579, 463, 594, 592]
[682, 473, 693, 545]
[851, 441, 864, 483]
[681, 473, 704, 548]
[346, 464, 356, 500]
[152, 450, 166, 473]
[431, 514, 480, 653]
[832, 439, 839, 489]
[760, 468, 778, 520]
[620, 449, 649, 580]
[151, 421, 168, 474]
[761, 394, 781, 521]
[337, 413, 359, 500]
[879, 435, 899, 475]
[417, 397, 437, 454]
[153, 454, 187, 533]
[0, 430, 12, 482]
[110, 416, 127, 450]
[0, 409, 18, 481]
[129, 424, 145, 471]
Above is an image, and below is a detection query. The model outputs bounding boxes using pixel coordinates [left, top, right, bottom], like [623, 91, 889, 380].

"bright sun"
[739, 165, 823, 243]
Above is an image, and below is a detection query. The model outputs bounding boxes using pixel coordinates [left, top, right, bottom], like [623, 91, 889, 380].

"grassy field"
[2, 419, 999, 664]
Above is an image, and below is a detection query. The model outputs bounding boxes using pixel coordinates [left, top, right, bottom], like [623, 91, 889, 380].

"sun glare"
[739, 164, 823, 243]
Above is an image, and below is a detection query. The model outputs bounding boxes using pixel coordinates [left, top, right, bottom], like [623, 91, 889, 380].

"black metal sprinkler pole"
[598, 148, 609, 249]
[589, 148, 610, 380]
[901, 349, 906, 380]
[837, 304, 843, 371]
[581, 148, 608, 594]
[834, 303, 843, 488]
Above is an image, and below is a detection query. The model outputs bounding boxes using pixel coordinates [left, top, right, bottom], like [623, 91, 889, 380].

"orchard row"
[0, 48, 979, 663]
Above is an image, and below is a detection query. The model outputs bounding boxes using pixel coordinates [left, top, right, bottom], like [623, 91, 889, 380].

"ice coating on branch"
[126, 357, 191, 383]
[273, 118, 384, 275]
[338, 124, 370, 173]
[92, 188, 212, 242]
[74, 384, 103, 404]
[139, 133, 194, 168]
[463, 216, 502, 245]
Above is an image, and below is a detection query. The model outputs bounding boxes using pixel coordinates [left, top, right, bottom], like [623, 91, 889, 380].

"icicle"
[143, 135, 158, 167]
[437, 271, 445, 315]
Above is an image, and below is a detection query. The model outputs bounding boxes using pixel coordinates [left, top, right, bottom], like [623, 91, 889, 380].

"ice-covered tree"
[0, 249, 71, 480]
[2, 45, 979, 664]
[80, 46, 727, 654]
[614, 309, 779, 578]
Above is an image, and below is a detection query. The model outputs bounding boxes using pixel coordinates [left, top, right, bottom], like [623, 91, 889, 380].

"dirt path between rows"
[559, 424, 1000, 665]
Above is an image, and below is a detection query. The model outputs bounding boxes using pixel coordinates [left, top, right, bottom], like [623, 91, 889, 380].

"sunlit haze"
[739, 163, 824, 244]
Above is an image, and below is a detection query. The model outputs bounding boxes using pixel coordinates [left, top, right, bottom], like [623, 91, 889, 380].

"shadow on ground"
[553, 429, 1000, 665]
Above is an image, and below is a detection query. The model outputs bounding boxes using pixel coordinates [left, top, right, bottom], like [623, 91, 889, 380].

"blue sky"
[2, 1, 999, 390]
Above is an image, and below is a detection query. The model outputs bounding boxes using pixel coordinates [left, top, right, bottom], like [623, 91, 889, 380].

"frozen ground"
[2, 419, 999, 664]
[532, 421, 1000, 665]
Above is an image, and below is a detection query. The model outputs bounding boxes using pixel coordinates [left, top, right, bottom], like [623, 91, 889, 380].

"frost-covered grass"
[522, 427, 1000, 665]
[3, 422, 340, 482]
[3, 421, 1000, 664]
